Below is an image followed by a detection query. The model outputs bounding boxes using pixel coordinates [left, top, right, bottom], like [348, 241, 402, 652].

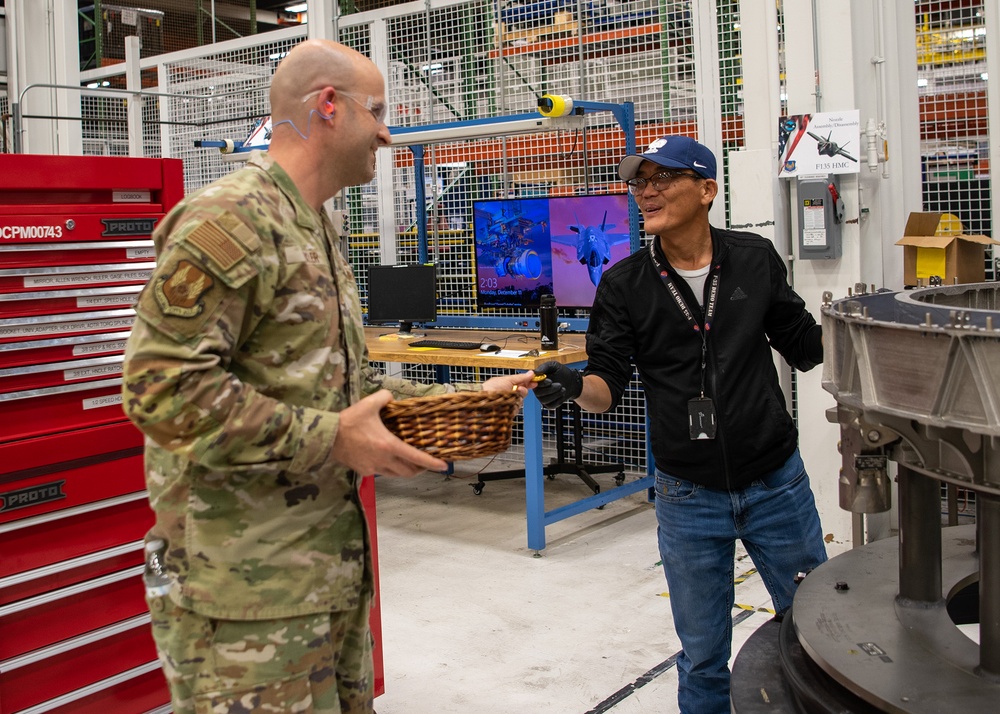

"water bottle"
[539, 294, 558, 350]
[143, 538, 172, 598]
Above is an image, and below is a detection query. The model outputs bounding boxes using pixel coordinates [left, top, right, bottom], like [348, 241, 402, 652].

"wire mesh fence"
[30, 0, 987, 473]
[78, 1, 301, 72]
[915, 0, 993, 279]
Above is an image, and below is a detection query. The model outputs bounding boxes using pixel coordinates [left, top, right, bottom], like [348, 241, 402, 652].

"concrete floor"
[372, 461, 788, 714]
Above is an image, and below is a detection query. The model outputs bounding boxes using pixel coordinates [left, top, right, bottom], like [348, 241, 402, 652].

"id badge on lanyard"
[649, 243, 720, 440]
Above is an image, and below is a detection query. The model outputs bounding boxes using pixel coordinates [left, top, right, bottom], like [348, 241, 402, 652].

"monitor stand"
[393, 321, 425, 339]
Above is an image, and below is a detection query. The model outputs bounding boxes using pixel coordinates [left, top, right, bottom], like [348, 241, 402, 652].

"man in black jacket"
[535, 135, 828, 714]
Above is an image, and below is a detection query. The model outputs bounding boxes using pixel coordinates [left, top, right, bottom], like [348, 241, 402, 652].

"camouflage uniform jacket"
[123, 151, 453, 620]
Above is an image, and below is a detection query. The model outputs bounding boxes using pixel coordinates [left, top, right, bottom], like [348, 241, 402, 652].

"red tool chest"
[0, 155, 181, 713]
[0, 154, 385, 711]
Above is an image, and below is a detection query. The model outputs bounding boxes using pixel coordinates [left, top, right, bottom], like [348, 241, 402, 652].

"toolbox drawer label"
[0, 225, 63, 240]
[83, 393, 123, 410]
[0, 480, 66, 513]
[24, 269, 153, 288]
[101, 218, 158, 237]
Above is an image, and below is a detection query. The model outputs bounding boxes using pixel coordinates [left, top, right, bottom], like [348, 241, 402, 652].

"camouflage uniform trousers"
[147, 592, 374, 713]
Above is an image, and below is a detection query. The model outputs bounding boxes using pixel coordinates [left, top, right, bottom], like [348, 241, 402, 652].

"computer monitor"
[366, 263, 437, 337]
[472, 193, 632, 310]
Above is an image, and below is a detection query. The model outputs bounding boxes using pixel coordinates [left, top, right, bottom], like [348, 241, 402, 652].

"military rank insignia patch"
[154, 259, 214, 317]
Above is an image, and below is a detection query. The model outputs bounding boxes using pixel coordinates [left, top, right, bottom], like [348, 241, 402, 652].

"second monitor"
[366, 263, 437, 338]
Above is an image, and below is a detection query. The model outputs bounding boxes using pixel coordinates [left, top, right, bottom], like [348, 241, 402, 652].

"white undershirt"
[674, 264, 711, 307]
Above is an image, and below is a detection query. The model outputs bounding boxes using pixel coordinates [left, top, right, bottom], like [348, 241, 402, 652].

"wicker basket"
[380, 390, 522, 460]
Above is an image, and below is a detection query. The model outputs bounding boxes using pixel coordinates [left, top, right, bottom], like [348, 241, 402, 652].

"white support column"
[732, 0, 783, 248]
[371, 17, 398, 265]
[125, 36, 144, 158]
[157, 64, 172, 159]
[9, 0, 81, 155]
[690, 0, 725, 227]
[779, 0, 857, 549]
[986, 1, 1000, 258]
[307, 0, 339, 42]
[849, 0, 920, 291]
[733, 0, 795, 455]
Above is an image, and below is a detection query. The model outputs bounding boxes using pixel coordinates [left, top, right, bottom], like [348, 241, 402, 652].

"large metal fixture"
[732, 281, 1000, 712]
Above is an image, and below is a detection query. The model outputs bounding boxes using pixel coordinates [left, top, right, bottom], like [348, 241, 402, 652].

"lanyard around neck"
[648, 242, 720, 398]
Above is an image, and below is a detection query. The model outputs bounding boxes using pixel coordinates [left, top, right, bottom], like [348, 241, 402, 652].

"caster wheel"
[471, 483, 484, 495]
[615, 473, 625, 487]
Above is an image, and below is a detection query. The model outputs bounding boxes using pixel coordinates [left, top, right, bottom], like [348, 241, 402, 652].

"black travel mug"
[539, 294, 558, 350]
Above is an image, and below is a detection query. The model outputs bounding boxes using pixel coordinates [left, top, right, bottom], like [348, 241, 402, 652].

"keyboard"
[408, 339, 483, 350]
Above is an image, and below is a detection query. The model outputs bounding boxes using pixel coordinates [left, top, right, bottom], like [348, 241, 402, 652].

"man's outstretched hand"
[532, 361, 583, 409]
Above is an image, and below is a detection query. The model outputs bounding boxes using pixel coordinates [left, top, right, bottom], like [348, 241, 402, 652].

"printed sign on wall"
[778, 110, 861, 178]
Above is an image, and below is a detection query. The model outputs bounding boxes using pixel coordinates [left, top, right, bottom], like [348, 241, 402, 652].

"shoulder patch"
[154, 259, 215, 317]
[187, 219, 248, 270]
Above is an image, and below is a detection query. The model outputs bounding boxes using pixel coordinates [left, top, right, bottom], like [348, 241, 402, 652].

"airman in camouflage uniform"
[123, 39, 535, 713]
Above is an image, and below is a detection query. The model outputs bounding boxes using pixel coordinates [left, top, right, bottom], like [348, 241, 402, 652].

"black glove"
[533, 361, 583, 409]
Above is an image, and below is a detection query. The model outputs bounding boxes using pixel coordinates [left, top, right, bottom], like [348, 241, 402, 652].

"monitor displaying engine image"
[472, 194, 632, 310]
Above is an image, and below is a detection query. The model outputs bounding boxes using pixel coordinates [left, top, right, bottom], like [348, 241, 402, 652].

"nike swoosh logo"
[693, 161, 707, 168]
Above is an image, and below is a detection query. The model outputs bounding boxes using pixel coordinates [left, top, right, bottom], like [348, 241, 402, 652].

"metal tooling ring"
[822, 281, 1000, 496]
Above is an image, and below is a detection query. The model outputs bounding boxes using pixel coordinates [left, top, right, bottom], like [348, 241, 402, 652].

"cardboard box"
[895, 212, 1000, 286]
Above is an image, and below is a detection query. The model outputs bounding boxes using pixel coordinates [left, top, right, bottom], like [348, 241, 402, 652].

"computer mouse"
[480, 343, 502, 353]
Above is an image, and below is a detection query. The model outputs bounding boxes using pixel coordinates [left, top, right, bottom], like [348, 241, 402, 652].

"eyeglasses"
[625, 170, 702, 195]
[338, 91, 388, 125]
[301, 89, 388, 125]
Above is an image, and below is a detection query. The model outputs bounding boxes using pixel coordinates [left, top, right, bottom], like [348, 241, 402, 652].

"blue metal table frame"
[520, 376, 654, 552]
[367, 330, 652, 552]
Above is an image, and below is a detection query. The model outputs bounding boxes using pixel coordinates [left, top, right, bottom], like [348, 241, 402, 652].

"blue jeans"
[654, 449, 827, 714]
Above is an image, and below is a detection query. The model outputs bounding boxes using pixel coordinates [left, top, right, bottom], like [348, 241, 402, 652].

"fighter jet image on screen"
[553, 211, 629, 286]
[807, 130, 858, 163]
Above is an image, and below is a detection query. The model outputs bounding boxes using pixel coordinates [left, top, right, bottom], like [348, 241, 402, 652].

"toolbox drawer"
[0, 377, 131, 442]
[0, 332, 130, 370]
[0, 614, 157, 712]
[0, 493, 153, 580]
[0, 309, 136, 345]
[41, 663, 170, 714]
[0, 565, 147, 660]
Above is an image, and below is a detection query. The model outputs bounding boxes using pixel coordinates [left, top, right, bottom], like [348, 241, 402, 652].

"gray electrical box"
[796, 174, 843, 260]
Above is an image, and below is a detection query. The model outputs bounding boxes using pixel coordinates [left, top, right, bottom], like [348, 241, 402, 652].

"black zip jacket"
[584, 226, 823, 490]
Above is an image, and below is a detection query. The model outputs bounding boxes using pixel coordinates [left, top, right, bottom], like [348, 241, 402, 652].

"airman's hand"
[331, 390, 448, 476]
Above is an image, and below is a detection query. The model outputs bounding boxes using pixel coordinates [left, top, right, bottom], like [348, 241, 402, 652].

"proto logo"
[0, 481, 66, 513]
[101, 218, 158, 237]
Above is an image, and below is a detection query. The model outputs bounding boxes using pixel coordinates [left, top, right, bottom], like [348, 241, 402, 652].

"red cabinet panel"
[0, 378, 130, 443]
[361, 475, 385, 698]
[0, 567, 147, 660]
[0, 355, 124, 394]
[0, 618, 157, 712]
[46, 666, 170, 714]
[0, 545, 144, 607]
[0, 496, 153, 579]
[0, 332, 130, 370]
[0, 420, 143, 475]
